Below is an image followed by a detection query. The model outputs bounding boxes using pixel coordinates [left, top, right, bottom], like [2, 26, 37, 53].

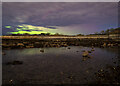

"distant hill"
[109, 27, 120, 34]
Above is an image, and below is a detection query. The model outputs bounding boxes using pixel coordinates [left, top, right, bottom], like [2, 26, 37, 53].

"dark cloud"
[22, 30, 43, 31]
[2, 2, 118, 35]
[45, 26, 57, 29]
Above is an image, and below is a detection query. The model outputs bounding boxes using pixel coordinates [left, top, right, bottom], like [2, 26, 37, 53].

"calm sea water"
[2, 46, 119, 84]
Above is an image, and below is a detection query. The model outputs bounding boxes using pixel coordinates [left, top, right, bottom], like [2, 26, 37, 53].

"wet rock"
[100, 69, 104, 72]
[84, 77, 87, 80]
[108, 43, 114, 47]
[60, 72, 64, 75]
[62, 44, 68, 47]
[92, 46, 94, 48]
[13, 61, 23, 65]
[40, 49, 44, 53]
[82, 57, 87, 61]
[86, 70, 89, 73]
[91, 48, 95, 51]
[113, 62, 116, 64]
[26, 45, 34, 48]
[6, 61, 23, 65]
[67, 75, 74, 80]
[17, 43, 24, 46]
[2, 52, 6, 55]
[113, 67, 116, 70]
[67, 76, 73, 79]
[88, 51, 92, 53]
[82, 51, 89, 57]
[81, 50, 85, 52]
[9, 80, 13, 83]
[68, 47, 71, 49]
[88, 55, 92, 58]
[102, 43, 107, 47]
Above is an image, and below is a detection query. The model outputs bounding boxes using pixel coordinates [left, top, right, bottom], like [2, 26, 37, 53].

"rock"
[110, 44, 114, 47]
[100, 69, 103, 72]
[88, 51, 92, 53]
[12, 61, 23, 65]
[92, 46, 94, 48]
[103, 43, 106, 47]
[82, 51, 89, 57]
[63, 44, 68, 47]
[91, 48, 95, 51]
[86, 70, 89, 73]
[82, 57, 87, 61]
[108, 43, 111, 47]
[40, 49, 44, 53]
[68, 47, 71, 49]
[6, 61, 23, 65]
[60, 72, 64, 75]
[6, 62, 12, 65]
[9, 80, 13, 83]
[81, 50, 85, 52]
[2, 52, 6, 55]
[17, 43, 24, 46]
[113, 67, 116, 70]
[67, 76, 73, 79]
[26, 45, 34, 48]
[88, 55, 92, 58]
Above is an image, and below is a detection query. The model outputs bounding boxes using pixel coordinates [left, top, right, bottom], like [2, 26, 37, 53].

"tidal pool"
[2, 46, 119, 84]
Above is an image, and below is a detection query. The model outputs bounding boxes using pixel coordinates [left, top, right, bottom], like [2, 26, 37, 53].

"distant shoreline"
[1, 34, 120, 40]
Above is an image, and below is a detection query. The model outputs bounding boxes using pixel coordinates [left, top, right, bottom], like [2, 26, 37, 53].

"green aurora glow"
[5, 26, 11, 28]
[9, 31, 48, 34]
[6, 24, 58, 34]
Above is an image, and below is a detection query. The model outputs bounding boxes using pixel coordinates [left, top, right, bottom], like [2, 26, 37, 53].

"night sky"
[2, 2, 118, 35]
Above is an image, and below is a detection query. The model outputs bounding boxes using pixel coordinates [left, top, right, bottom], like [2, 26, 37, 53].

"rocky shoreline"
[2, 38, 120, 50]
[2, 38, 120, 85]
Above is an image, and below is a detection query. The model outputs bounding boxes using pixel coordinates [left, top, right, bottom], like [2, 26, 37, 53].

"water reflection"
[2, 46, 119, 84]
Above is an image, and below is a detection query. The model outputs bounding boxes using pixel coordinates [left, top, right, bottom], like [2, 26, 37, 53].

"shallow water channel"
[2, 46, 119, 84]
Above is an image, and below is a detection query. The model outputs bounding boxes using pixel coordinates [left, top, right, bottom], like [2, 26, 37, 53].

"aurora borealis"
[2, 2, 118, 35]
[6, 24, 57, 34]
